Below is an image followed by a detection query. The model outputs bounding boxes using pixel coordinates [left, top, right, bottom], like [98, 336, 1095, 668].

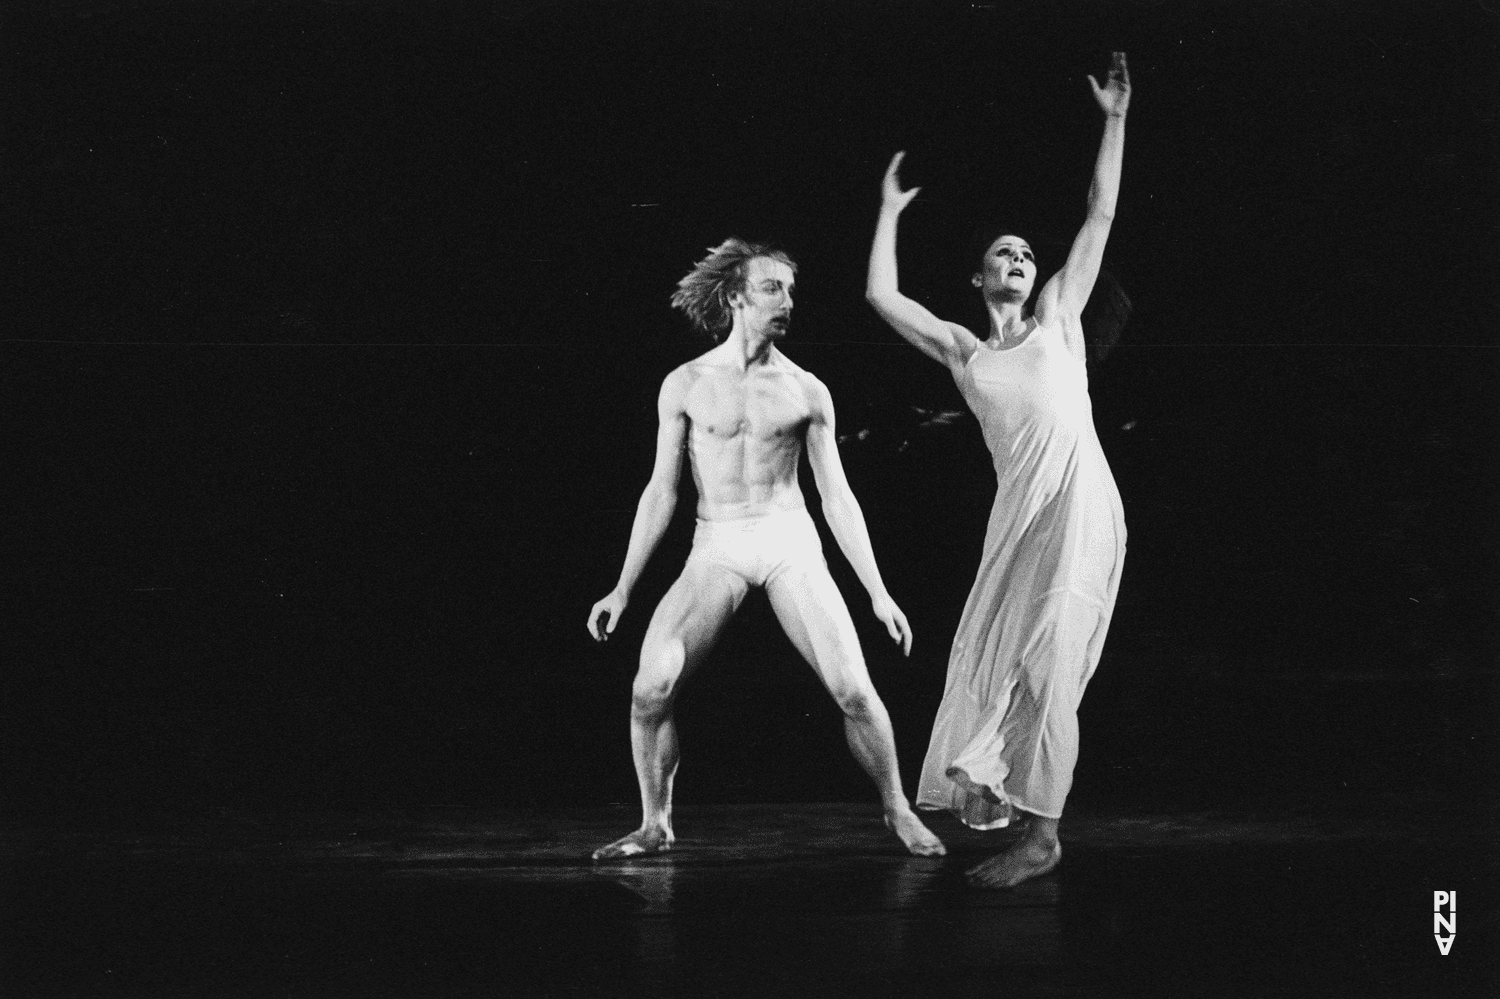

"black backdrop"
[6, 0, 1496, 816]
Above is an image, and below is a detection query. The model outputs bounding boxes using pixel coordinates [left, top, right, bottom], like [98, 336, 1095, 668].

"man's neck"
[722, 325, 776, 369]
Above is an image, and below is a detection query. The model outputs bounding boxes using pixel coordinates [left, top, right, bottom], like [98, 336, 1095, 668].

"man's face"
[976, 236, 1036, 302]
[731, 256, 795, 339]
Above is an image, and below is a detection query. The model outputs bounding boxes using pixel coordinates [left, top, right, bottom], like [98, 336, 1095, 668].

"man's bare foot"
[965, 834, 1060, 888]
[592, 826, 673, 862]
[884, 807, 946, 857]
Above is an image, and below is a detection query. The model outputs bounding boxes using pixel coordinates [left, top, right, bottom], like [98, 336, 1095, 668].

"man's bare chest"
[685, 372, 810, 443]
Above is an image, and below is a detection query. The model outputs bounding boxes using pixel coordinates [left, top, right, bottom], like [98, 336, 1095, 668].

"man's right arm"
[587, 369, 690, 641]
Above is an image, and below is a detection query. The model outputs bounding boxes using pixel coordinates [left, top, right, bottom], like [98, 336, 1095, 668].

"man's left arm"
[804, 376, 912, 655]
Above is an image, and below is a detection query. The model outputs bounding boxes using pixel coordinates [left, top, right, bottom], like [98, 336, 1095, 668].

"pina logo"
[1433, 891, 1456, 955]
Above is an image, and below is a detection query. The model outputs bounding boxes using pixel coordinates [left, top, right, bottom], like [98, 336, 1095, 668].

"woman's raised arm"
[866, 152, 978, 371]
[1038, 52, 1131, 328]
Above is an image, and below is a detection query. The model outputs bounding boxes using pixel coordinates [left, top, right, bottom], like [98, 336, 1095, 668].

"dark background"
[4, 0, 1496, 821]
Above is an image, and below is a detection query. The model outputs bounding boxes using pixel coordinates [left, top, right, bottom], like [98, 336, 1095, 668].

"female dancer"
[865, 53, 1130, 888]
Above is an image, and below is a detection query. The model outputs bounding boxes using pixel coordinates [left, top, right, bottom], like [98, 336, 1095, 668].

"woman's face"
[974, 235, 1036, 302]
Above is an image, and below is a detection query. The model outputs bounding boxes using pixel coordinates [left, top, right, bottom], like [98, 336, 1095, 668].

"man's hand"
[1088, 52, 1131, 118]
[588, 590, 627, 642]
[881, 151, 921, 214]
[871, 593, 913, 657]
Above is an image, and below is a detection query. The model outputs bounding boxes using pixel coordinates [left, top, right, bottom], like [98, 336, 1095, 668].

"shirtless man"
[587, 238, 945, 861]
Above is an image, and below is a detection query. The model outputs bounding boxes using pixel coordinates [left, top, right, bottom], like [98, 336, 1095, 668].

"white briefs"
[686, 507, 827, 588]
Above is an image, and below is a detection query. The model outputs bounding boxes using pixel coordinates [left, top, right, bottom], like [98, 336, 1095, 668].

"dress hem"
[916, 765, 1066, 829]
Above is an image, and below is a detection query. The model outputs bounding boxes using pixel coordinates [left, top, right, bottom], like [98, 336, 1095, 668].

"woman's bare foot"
[592, 825, 673, 862]
[884, 807, 946, 856]
[966, 820, 1060, 888]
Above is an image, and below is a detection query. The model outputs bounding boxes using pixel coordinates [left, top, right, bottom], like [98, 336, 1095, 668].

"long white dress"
[916, 311, 1126, 828]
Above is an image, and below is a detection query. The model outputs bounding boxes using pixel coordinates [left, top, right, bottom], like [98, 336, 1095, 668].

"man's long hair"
[670, 238, 797, 343]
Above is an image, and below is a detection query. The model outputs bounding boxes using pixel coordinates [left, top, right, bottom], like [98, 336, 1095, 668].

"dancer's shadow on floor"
[882, 853, 1064, 969]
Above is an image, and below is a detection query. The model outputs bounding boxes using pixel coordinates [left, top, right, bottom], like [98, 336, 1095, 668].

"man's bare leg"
[594, 704, 680, 860]
[593, 564, 746, 861]
[966, 813, 1061, 888]
[767, 568, 945, 857]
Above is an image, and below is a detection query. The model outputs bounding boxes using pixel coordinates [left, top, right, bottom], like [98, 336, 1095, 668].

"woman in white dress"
[865, 53, 1131, 888]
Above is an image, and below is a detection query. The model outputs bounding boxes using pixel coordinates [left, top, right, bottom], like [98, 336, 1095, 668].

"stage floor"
[2, 801, 1492, 997]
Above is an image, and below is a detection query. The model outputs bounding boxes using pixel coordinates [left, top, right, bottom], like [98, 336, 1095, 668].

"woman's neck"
[985, 302, 1031, 344]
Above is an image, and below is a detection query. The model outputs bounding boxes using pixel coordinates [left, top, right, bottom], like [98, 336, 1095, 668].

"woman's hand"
[1089, 51, 1131, 118]
[881, 151, 921, 213]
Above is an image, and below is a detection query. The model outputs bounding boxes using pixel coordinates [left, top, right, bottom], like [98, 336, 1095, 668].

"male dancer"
[587, 238, 944, 860]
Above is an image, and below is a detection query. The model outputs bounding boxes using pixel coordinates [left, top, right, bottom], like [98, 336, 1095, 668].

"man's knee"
[830, 682, 879, 721]
[632, 642, 685, 719]
[630, 677, 674, 721]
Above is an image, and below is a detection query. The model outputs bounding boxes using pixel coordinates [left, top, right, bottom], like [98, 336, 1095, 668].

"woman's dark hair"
[968, 222, 1037, 276]
[1082, 267, 1132, 366]
[966, 222, 1132, 366]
